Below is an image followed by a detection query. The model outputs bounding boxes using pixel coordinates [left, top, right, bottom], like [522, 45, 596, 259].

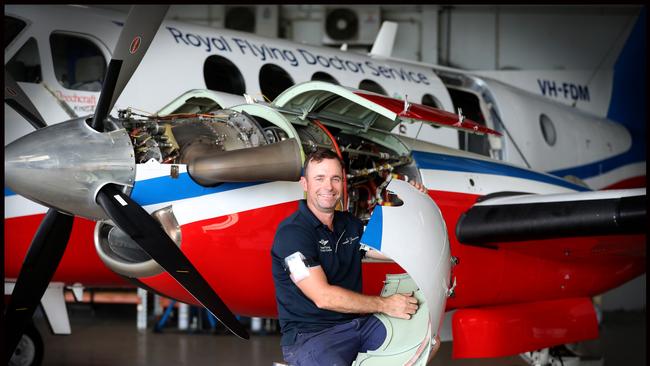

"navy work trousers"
[281, 315, 386, 366]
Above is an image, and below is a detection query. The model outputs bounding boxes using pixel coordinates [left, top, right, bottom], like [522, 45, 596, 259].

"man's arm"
[364, 248, 392, 261]
[294, 265, 418, 319]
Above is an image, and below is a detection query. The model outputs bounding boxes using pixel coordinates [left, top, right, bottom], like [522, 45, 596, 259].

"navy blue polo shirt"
[271, 200, 366, 346]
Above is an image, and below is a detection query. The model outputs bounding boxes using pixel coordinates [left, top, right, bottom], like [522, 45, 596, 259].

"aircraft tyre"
[519, 346, 583, 366]
[9, 322, 43, 366]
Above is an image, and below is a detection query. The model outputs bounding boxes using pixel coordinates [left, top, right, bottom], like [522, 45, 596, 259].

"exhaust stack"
[182, 138, 302, 186]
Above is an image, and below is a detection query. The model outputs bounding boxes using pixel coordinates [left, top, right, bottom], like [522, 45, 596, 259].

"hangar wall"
[92, 5, 642, 71]
[438, 5, 640, 70]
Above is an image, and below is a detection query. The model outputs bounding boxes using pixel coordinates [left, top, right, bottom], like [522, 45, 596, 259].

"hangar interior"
[5, 4, 646, 366]
[93, 4, 641, 70]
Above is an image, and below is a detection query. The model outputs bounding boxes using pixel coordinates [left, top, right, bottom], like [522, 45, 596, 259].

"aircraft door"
[448, 88, 492, 157]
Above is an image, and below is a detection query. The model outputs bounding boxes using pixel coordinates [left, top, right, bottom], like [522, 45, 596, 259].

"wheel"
[9, 322, 44, 366]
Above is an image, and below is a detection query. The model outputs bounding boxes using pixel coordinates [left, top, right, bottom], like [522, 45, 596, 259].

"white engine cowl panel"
[361, 179, 451, 338]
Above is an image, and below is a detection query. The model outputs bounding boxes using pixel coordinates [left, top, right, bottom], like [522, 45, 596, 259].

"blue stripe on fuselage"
[548, 152, 642, 181]
[412, 150, 590, 192]
[604, 7, 646, 175]
[131, 172, 263, 206]
[4, 176, 262, 203]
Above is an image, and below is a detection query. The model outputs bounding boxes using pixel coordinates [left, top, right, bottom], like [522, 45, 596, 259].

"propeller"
[4, 71, 46, 129]
[91, 5, 169, 131]
[5, 70, 76, 364]
[95, 185, 249, 339]
[4, 210, 73, 363]
[6, 4, 247, 360]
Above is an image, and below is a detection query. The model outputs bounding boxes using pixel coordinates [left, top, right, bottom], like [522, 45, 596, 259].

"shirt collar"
[298, 200, 348, 233]
[298, 200, 324, 228]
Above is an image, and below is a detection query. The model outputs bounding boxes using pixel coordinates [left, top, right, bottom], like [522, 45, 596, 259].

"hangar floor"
[35, 303, 645, 366]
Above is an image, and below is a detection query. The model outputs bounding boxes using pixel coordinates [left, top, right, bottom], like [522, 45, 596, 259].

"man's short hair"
[303, 149, 343, 175]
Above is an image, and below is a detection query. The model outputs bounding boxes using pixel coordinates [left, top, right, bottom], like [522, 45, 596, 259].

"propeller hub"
[5, 117, 135, 220]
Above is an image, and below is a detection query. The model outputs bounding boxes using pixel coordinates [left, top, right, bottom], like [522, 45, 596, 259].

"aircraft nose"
[5, 117, 136, 220]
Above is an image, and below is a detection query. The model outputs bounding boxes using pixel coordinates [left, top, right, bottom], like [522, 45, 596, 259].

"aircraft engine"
[116, 108, 302, 184]
[94, 206, 179, 278]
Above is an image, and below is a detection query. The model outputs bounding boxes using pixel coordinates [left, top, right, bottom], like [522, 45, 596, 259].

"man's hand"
[380, 292, 419, 319]
[408, 180, 427, 194]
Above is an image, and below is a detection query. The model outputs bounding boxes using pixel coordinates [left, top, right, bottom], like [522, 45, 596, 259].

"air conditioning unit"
[322, 6, 380, 45]
[224, 5, 278, 37]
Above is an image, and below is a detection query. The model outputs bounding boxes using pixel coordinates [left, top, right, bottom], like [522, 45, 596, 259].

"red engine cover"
[451, 297, 599, 358]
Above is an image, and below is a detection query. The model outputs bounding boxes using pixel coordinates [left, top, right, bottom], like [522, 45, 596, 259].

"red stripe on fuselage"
[4, 215, 128, 286]
[138, 201, 406, 317]
[7, 186, 643, 317]
[137, 189, 645, 317]
[603, 175, 646, 190]
[427, 189, 646, 309]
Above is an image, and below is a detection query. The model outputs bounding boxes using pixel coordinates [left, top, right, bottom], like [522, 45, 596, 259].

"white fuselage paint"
[4, 5, 641, 190]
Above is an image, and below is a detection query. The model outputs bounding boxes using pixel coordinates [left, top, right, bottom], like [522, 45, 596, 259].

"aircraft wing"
[456, 188, 646, 247]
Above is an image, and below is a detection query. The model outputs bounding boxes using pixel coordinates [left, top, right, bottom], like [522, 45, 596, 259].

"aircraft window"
[6, 37, 41, 83]
[448, 88, 490, 157]
[50, 33, 106, 92]
[421, 94, 442, 128]
[358, 79, 387, 96]
[5, 16, 26, 49]
[259, 63, 294, 101]
[539, 114, 557, 146]
[204, 55, 246, 95]
[311, 72, 339, 85]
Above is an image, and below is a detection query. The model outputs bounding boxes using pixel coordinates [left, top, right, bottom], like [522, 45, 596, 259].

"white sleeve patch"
[285, 251, 310, 283]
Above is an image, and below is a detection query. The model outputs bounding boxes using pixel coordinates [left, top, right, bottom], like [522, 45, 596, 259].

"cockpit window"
[50, 33, 106, 92]
[6, 37, 41, 83]
[5, 16, 26, 49]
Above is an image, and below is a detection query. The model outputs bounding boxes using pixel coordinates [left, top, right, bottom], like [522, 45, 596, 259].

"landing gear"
[519, 346, 580, 366]
[519, 344, 602, 366]
[9, 322, 43, 366]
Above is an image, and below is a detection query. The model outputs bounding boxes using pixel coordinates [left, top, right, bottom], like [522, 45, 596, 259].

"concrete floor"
[34, 303, 645, 366]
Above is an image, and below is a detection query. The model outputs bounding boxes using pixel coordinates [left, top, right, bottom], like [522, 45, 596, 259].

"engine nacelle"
[94, 206, 180, 278]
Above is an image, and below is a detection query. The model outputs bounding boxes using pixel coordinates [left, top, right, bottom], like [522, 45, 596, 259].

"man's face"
[300, 158, 343, 214]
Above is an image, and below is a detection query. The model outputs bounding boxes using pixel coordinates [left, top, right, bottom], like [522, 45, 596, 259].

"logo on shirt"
[340, 236, 359, 246]
[318, 239, 332, 252]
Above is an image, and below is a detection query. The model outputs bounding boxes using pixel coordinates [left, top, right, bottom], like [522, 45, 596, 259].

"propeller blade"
[91, 5, 169, 130]
[95, 184, 249, 340]
[4, 70, 47, 129]
[5, 209, 74, 363]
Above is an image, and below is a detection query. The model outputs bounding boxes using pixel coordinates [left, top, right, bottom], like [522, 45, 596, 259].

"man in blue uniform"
[271, 149, 433, 365]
